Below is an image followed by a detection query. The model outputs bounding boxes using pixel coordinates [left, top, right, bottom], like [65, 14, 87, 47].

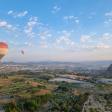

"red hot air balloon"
[0, 42, 8, 60]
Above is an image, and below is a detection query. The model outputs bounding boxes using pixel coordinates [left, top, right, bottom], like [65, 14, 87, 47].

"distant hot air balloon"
[0, 42, 8, 60]
[21, 50, 24, 55]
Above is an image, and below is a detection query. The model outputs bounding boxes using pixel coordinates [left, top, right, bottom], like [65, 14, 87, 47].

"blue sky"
[0, 0, 112, 62]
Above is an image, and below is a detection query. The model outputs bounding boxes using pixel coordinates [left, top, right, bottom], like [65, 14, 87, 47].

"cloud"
[80, 35, 92, 43]
[24, 42, 33, 47]
[24, 16, 49, 40]
[104, 11, 112, 25]
[104, 19, 112, 24]
[8, 10, 28, 18]
[80, 33, 112, 44]
[79, 33, 112, 51]
[8, 10, 13, 15]
[0, 20, 15, 31]
[56, 36, 74, 46]
[79, 43, 111, 51]
[38, 30, 52, 40]
[94, 43, 111, 49]
[24, 17, 38, 38]
[55, 31, 75, 49]
[52, 5, 61, 13]
[101, 33, 112, 41]
[105, 11, 112, 17]
[64, 16, 79, 24]
[38, 30, 52, 48]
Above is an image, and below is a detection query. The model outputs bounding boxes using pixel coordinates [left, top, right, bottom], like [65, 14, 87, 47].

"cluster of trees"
[4, 89, 89, 112]
[48, 93, 89, 112]
[89, 108, 100, 112]
[4, 94, 52, 112]
[55, 82, 79, 93]
[104, 93, 112, 111]
[0, 73, 8, 79]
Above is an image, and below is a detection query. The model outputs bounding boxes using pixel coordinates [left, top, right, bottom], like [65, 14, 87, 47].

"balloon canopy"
[21, 50, 24, 55]
[0, 42, 8, 60]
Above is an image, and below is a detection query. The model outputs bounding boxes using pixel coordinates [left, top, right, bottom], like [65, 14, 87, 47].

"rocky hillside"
[107, 64, 112, 71]
[105, 64, 112, 77]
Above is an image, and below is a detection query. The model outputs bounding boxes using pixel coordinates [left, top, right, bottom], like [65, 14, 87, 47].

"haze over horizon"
[0, 0, 112, 62]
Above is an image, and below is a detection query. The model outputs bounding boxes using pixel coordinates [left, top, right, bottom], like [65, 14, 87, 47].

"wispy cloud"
[38, 30, 52, 40]
[79, 44, 111, 51]
[101, 33, 112, 41]
[0, 20, 15, 31]
[8, 10, 28, 18]
[79, 34, 112, 51]
[24, 17, 38, 39]
[52, 5, 61, 13]
[38, 29, 52, 48]
[54, 30, 75, 50]
[104, 11, 112, 25]
[105, 11, 112, 17]
[64, 16, 79, 24]
[80, 35, 92, 43]
[95, 43, 111, 49]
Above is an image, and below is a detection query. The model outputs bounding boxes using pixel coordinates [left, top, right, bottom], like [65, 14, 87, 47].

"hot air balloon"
[21, 50, 24, 55]
[0, 42, 8, 60]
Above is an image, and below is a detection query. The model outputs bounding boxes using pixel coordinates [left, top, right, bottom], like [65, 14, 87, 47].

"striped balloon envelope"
[0, 42, 8, 60]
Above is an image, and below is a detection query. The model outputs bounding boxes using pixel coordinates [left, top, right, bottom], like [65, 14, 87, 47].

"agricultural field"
[0, 70, 112, 112]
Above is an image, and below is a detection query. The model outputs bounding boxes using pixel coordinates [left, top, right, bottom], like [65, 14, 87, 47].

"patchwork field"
[0, 70, 112, 112]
